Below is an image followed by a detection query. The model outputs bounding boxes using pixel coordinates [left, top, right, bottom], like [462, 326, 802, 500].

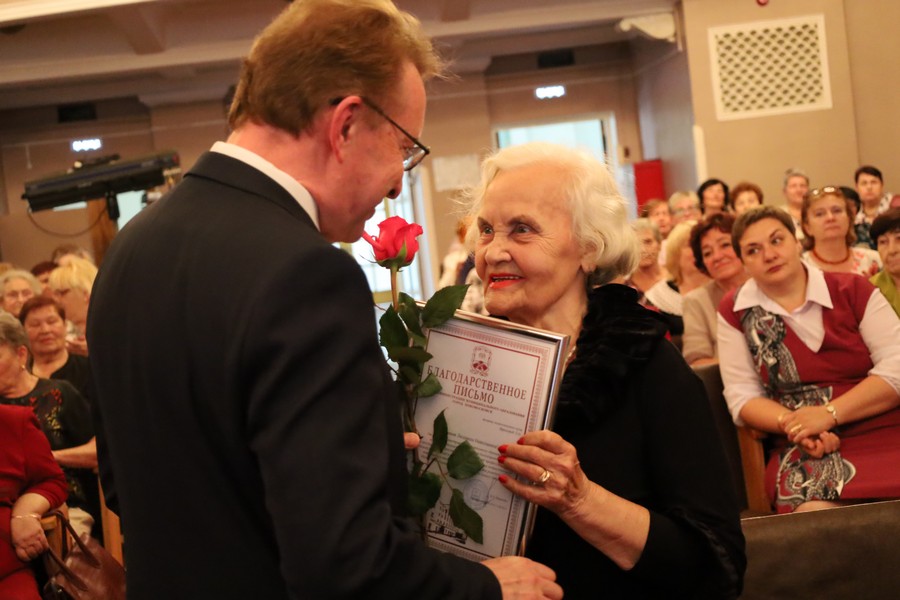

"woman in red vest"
[718, 206, 900, 513]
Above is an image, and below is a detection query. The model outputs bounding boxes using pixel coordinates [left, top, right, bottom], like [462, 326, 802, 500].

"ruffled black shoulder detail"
[556, 284, 670, 427]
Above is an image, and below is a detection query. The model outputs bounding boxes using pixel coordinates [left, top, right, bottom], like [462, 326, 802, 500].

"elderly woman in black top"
[465, 142, 745, 599]
[0, 312, 97, 538]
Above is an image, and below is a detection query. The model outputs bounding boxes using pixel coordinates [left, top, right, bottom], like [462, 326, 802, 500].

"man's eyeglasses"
[331, 96, 430, 171]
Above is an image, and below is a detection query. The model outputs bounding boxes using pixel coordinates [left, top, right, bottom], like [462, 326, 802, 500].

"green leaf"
[417, 373, 442, 398]
[428, 410, 448, 459]
[407, 472, 441, 516]
[422, 285, 469, 328]
[398, 293, 425, 339]
[378, 306, 408, 350]
[398, 365, 421, 386]
[387, 346, 432, 364]
[447, 440, 484, 479]
[449, 488, 484, 544]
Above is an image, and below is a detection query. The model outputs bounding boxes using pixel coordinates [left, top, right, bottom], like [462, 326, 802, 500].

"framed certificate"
[413, 308, 570, 561]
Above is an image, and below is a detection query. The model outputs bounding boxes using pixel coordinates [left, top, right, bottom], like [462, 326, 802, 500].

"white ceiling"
[0, 0, 677, 111]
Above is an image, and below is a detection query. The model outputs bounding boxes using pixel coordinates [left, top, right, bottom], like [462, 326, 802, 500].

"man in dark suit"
[86, 1, 561, 599]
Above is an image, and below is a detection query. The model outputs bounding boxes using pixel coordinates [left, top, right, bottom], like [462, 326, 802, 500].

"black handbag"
[41, 511, 126, 600]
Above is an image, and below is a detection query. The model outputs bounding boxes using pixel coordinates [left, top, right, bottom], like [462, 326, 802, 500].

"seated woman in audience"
[20, 296, 94, 405]
[664, 220, 709, 297]
[0, 313, 98, 538]
[731, 181, 764, 216]
[800, 186, 881, 277]
[0, 270, 41, 319]
[682, 213, 748, 366]
[628, 219, 683, 336]
[639, 199, 673, 265]
[698, 178, 730, 216]
[870, 208, 900, 316]
[0, 405, 68, 600]
[466, 142, 745, 598]
[669, 190, 702, 225]
[48, 257, 97, 356]
[718, 206, 900, 514]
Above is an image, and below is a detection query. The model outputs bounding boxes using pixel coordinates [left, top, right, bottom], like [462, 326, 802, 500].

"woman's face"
[700, 228, 743, 284]
[23, 305, 67, 357]
[679, 244, 703, 280]
[739, 218, 804, 289]
[733, 190, 762, 215]
[648, 204, 672, 237]
[637, 229, 661, 268]
[474, 163, 589, 327]
[702, 184, 726, 215]
[53, 286, 89, 325]
[0, 344, 27, 396]
[2, 277, 35, 318]
[803, 194, 849, 244]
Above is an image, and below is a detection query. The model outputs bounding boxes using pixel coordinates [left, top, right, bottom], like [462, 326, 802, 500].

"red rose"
[362, 216, 424, 270]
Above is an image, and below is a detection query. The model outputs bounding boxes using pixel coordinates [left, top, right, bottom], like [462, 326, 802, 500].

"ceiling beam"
[107, 5, 167, 54]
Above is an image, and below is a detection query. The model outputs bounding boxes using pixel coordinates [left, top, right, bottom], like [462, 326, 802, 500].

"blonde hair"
[48, 257, 98, 295]
[228, 0, 443, 135]
[664, 220, 698, 284]
[461, 142, 637, 286]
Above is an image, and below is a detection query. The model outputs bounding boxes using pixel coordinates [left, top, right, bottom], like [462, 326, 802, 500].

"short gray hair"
[783, 167, 809, 189]
[0, 312, 29, 351]
[461, 142, 638, 286]
[0, 270, 41, 295]
[632, 218, 661, 243]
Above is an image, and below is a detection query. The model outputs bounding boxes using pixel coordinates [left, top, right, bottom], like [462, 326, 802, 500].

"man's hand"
[483, 556, 563, 599]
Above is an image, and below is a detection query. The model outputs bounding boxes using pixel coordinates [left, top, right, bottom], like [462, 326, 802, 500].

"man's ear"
[326, 97, 362, 167]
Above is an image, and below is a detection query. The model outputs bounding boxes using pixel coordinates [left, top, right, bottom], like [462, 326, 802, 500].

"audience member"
[664, 220, 710, 297]
[20, 296, 94, 406]
[718, 206, 900, 513]
[800, 186, 881, 277]
[682, 213, 748, 366]
[731, 181, 764, 216]
[640, 199, 673, 265]
[669, 190, 702, 225]
[0, 271, 41, 319]
[86, 1, 560, 598]
[29, 262, 57, 297]
[437, 217, 472, 289]
[870, 208, 900, 316]
[464, 141, 745, 598]
[50, 244, 94, 266]
[0, 405, 68, 600]
[854, 165, 893, 249]
[48, 257, 97, 356]
[782, 168, 810, 240]
[0, 313, 97, 538]
[698, 178, 730, 216]
[627, 219, 682, 335]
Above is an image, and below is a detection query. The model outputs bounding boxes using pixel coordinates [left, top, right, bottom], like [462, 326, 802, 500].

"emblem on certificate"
[414, 308, 570, 561]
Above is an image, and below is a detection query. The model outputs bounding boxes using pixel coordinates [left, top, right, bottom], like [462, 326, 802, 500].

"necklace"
[812, 247, 850, 265]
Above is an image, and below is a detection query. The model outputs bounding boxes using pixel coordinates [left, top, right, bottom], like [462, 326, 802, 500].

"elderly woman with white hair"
[0, 270, 41, 319]
[465, 142, 745, 598]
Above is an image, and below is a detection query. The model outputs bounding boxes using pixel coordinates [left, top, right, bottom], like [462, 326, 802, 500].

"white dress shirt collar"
[210, 141, 320, 230]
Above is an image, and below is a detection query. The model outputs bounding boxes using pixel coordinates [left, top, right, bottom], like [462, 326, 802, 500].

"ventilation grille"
[709, 14, 832, 121]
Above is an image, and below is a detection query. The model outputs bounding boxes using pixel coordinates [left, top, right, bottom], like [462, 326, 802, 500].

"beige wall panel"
[634, 39, 697, 196]
[149, 101, 229, 173]
[682, 0, 858, 205]
[422, 76, 494, 272]
[0, 113, 154, 265]
[844, 0, 900, 189]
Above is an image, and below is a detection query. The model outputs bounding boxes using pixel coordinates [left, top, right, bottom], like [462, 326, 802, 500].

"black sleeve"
[239, 246, 501, 600]
[630, 343, 746, 598]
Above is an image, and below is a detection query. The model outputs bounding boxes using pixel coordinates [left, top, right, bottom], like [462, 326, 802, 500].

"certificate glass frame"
[413, 308, 570, 561]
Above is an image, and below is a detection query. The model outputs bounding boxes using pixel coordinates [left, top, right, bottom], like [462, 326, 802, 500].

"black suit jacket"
[88, 152, 501, 599]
